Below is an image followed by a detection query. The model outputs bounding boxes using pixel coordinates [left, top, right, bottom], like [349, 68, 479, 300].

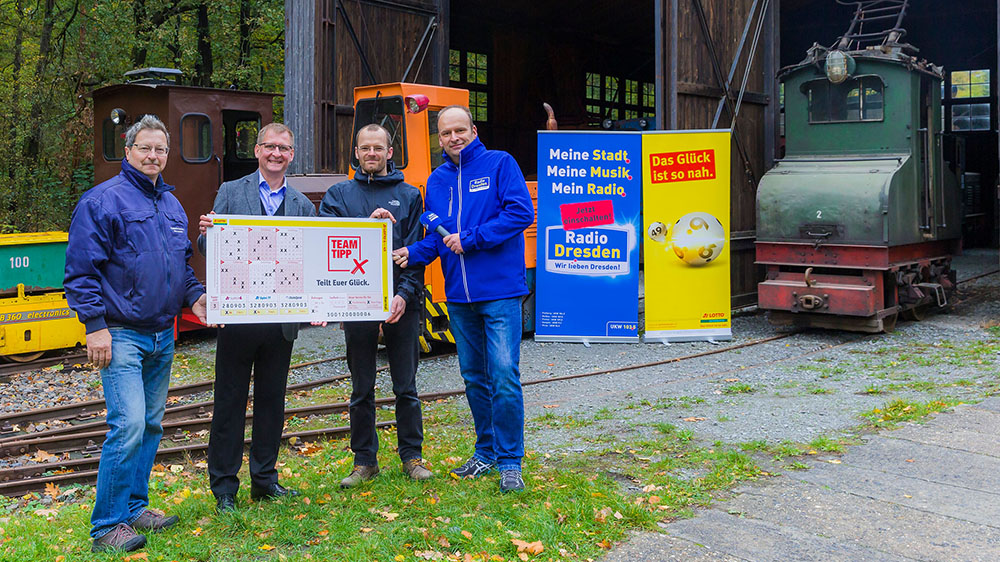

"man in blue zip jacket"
[65, 115, 207, 552]
[392, 105, 534, 492]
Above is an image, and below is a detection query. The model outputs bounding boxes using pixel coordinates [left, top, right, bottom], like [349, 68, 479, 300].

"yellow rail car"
[0, 232, 86, 361]
[0, 285, 86, 361]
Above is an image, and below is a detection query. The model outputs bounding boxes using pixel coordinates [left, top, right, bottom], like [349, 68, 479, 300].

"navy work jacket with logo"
[65, 159, 204, 334]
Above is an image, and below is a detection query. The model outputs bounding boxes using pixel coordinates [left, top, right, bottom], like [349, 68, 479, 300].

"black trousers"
[343, 308, 423, 465]
[208, 323, 293, 497]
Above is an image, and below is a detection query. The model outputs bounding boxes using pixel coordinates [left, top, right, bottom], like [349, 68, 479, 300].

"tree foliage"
[0, 0, 285, 232]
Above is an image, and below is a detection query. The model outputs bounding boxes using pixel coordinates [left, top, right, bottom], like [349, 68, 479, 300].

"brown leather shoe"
[91, 523, 146, 552]
[340, 465, 379, 488]
[131, 508, 179, 532]
[402, 458, 433, 481]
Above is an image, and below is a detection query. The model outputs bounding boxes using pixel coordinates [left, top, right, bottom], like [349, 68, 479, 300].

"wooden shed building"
[283, 0, 999, 306]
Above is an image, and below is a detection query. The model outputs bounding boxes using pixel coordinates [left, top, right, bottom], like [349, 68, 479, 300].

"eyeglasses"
[258, 143, 294, 154]
[131, 144, 169, 156]
[358, 145, 387, 154]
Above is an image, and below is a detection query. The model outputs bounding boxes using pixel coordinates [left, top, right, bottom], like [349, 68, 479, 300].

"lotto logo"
[328, 236, 364, 273]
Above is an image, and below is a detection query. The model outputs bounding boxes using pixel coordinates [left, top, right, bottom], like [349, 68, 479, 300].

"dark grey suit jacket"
[197, 171, 317, 341]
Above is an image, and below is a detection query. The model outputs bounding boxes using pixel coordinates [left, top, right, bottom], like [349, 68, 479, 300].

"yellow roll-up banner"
[642, 130, 732, 342]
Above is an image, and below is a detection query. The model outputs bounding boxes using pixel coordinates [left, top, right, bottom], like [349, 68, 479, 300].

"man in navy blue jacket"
[65, 115, 207, 552]
[321, 124, 431, 488]
[392, 106, 534, 492]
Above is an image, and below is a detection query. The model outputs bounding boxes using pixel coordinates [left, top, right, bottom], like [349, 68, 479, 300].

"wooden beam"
[677, 81, 770, 106]
[284, 0, 317, 175]
[729, 230, 757, 252]
[432, 0, 449, 86]
[763, 0, 780, 168]
[357, 0, 437, 15]
[319, 102, 355, 116]
[655, 0, 678, 130]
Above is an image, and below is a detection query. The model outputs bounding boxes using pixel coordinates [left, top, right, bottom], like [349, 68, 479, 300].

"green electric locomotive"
[756, 17, 962, 332]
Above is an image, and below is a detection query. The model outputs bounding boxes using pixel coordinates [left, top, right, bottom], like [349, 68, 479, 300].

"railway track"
[0, 350, 461, 440]
[1, 333, 805, 494]
[0, 351, 87, 379]
[3, 269, 996, 496]
[958, 268, 1000, 284]
[0, 422, 395, 497]
[0, 333, 792, 460]
[0, 339, 354, 381]
[0, 353, 360, 432]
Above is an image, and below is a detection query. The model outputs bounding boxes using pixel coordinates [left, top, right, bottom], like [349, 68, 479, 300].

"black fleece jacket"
[319, 163, 425, 309]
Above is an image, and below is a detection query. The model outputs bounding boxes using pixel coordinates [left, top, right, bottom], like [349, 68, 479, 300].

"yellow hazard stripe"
[422, 285, 455, 343]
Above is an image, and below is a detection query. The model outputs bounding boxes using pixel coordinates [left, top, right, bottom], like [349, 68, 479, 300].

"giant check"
[204, 214, 393, 324]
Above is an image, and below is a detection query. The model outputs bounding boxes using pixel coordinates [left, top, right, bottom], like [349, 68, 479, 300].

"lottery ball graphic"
[668, 212, 725, 266]
[646, 221, 667, 244]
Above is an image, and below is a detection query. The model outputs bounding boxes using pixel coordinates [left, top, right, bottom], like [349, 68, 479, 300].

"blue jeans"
[91, 327, 174, 539]
[448, 297, 524, 471]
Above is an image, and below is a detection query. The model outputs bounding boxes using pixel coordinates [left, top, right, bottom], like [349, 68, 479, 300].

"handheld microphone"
[420, 211, 451, 237]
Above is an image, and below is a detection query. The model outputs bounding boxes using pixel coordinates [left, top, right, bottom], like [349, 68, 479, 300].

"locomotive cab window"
[102, 118, 127, 161]
[803, 76, 884, 123]
[427, 109, 444, 171]
[232, 119, 260, 160]
[180, 113, 212, 163]
[221, 111, 261, 182]
[351, 95, 407, 170]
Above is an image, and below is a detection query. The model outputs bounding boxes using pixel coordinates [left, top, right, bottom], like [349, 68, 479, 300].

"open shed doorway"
[447, 0, 657, 178]
[781, 0, 999, 248]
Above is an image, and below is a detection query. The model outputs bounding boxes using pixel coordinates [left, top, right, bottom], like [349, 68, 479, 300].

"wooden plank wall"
[317, 0, 440, 173]
[662, 0, 777, 307]
[284, 0, 317, 175]
[448, 1, 656, 177]
[302, 0, 776, 304]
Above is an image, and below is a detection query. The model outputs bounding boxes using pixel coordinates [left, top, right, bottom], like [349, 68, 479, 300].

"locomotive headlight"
[110, 108, 127, 125]
[404, 94, 429, 114]
[825, 50, 855, 84]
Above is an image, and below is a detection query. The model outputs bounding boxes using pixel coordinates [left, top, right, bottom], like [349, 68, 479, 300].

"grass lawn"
[0, 399, 766, 562]
[10, 327, 996, 560]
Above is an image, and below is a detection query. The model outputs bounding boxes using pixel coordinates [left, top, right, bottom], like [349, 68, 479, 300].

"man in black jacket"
[320, 124, 431, 486]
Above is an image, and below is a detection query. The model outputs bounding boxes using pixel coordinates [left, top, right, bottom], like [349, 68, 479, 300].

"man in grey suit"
[197, 123, 315, 513]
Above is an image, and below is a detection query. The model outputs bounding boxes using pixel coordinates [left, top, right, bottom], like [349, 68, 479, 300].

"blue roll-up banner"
[535, 131, 641, 343]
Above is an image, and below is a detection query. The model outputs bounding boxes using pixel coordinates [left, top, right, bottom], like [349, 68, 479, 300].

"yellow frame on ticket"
[204, 214, 393, 324]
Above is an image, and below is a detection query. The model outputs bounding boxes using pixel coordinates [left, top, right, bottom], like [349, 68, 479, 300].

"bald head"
[437, 105, 478, 163]
[437, 105, 475, 129]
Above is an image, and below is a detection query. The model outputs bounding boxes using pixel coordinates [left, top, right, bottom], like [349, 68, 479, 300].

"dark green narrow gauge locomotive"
[756, 5, 962, 333]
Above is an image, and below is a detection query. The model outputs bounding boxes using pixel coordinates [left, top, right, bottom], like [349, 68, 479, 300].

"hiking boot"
[340, 465, 380, 488]
[131, 508, 179, 532]
[499, 469, 525, 493]
[402, 458, 433, 481]
[91, 523, 146, 553]
[450, 457, 495, 479]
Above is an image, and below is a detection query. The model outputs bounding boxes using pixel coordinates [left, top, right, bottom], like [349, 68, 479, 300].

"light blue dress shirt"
[258, 171, 287, 216]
